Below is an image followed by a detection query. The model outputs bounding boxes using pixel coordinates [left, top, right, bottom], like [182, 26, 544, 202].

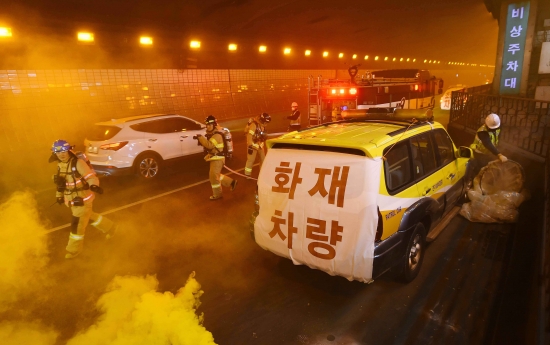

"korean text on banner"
[254, 148, 382, 283]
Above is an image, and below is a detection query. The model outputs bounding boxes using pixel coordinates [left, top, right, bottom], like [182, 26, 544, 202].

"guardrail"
[450, 88, 550, 159]
[542, 157, 550, 345]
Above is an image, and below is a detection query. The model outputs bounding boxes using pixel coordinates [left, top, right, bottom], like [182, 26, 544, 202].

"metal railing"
[450, 87, 550, 158]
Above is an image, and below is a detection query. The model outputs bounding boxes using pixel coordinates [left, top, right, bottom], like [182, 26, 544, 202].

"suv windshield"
[88, 125, 121, 141]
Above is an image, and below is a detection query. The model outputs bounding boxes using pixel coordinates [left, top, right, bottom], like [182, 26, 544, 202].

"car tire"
[396, 223, 426, 283]
[134, 152, 162, 180]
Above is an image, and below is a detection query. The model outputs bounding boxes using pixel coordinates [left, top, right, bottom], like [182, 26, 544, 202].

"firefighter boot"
[65, 233, 84, 259]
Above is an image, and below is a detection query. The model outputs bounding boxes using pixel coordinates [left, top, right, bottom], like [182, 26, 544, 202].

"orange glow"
[284, 48, 291, 54]
[139, 36, 153, 45]
[339, 89, 345, 94]
[190, 40, 201, 49]
[339, 53, 344, 58]
[349, 88, 357, 95]
[0, 27, 12, 37]
[77, 32, 94, 42]
[323, 51, 329, 57]
[384, 57, 388, 61]
[364, 55, 369, 60]
[374, 56, 379, 61]
[305, 50, 311, 56]
[331, 89, 336, 94]
[414, 84, 419, 91]
[352, 54, 357, 59]
[259, 45, 267, 52]
[228, 44, 237, 51]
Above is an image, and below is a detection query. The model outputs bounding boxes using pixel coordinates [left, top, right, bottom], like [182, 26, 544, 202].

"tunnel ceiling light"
[0, 27, 12, 37]
[284, 47, 291, 55]
[339, 53, 344, 58]
[384, 56, 388, 61]
[77, 32, 94, 43]
[323, 51, 329, 57]
[392, 57, 396, 61]
[352, 54, 357, 59]
[364, 55, 369, 60]
[424, 59, 427, 63]
[139, 36, 153, 45]
[305, 50, 311, 56]
[406, 58, 410, 62]
[259, 45, 267, 52]
[413, 58, 416, 62]
[190, 40, 201, 49]
[399, 58, 403, 62]
[374, 56, 379, 61]
[228, 43, 237, 51]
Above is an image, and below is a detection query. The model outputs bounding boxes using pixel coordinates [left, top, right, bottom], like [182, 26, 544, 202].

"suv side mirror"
[456, 146, 472, 158]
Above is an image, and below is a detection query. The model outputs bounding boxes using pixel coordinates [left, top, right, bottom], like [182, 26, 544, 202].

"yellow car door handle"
[423, 188, 431, 196]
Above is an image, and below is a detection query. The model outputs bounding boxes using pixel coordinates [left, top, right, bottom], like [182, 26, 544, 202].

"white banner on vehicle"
[254, 148, 382, 282]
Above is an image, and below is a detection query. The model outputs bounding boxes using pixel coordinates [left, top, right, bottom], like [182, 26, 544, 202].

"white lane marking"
[45, 166, 253, 234]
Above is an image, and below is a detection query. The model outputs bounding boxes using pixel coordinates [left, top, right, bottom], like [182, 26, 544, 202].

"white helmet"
[291, 102, 298, 107]
[485, 113, 501, 129]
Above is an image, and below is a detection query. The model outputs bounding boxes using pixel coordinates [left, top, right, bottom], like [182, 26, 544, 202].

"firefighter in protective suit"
[245, 112, 271, 178]
[287, 102, 301, 131]
[470, 113, 508, 174]
[51, 139, 116, 259]
[196, 115, 237, 200]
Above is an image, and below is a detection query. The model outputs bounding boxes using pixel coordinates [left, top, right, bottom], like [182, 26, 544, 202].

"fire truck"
[307, 67, 444, 126]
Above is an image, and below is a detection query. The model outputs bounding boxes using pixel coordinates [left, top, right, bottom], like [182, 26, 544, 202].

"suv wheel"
[396, 223, 426, 283]
[135, 153, 162, 180]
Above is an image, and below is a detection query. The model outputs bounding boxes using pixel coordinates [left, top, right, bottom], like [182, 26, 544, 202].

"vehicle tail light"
[339, 89, 345, 94]
[331, 89, 336, 94]
[349, 88, 357, 95]
[100, 141, 128, 151]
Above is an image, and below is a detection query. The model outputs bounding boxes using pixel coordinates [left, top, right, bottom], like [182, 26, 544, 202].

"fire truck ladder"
[308, 75, 322, 127]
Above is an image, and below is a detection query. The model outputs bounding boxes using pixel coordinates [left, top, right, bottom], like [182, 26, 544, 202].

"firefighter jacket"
[246, 120, 266, 149]
[56, 157, 98, 207]
[470, 124, 500, 156]
[198, 128, 225, 161]
[287, 110, 301, 126]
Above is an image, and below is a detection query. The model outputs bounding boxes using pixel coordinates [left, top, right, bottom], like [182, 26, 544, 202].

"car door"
[170, 117, 205, 155]
[411, 132, 446, 218]
[141, 118, 183, 159]
[432, 128, 461, 212]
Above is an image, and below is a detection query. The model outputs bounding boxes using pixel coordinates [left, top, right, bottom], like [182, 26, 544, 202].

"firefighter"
[196, 115, 237, 200]
[51, 139, 116, 259]
[287, 102, 301, 131]
[245, 112, 271, 178]
[470, 113, 508, 173]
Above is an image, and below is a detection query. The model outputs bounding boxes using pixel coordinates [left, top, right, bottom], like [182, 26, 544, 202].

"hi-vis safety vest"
[470, 124, 500, 155]
[289, 110, 301, 126]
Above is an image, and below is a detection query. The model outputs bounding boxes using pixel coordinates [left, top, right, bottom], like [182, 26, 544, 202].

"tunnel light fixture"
[0, 27, 12, 37]
[374, 56, 379, 61]
[228, 43, 237, 51]
[364, 55, 369, 60]
[400, 58, 403, 62]
[352, 54, 357, 59]
[392, 57, 396, 61]
[139, 36, 153, 45]
[190, 40, 201, 49]
[323, 51, 329, 57]
[77, 32, 94, 43]
[338, 53, 344, 58]
[424, 59, 427, 63]
[259, 45, 267, 52]
[284, 47, 291, 55]
[384, 57, 388, 61]
[406, 58, 410, 62]
[413, 58, 416, 62]
[305, 50, 311, 56]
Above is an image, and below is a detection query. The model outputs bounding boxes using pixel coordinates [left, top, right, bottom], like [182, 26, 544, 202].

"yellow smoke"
[0, 322, 58, 345]
[0, 190, 51, 310]
[67, 273, 217, 345]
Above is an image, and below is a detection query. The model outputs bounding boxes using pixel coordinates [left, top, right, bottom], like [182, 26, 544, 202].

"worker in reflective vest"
[287, 102, 301, 131]
[470, 113, 508, 173]
[197, 115, 237, 200]
[51, 139, 116, 259]
[245, 112, 271, 178]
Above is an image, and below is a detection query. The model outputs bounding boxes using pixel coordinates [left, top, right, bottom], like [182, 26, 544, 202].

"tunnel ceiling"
[2, 0, 499, 68]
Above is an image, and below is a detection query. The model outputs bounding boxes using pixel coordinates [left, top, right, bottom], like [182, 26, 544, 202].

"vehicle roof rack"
[341, 107, 434, 124]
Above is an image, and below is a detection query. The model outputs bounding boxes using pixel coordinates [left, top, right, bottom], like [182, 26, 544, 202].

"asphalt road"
[8, 104, 539, 345]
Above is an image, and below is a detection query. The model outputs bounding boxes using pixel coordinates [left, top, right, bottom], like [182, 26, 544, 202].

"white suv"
[84, 114, 209, 180]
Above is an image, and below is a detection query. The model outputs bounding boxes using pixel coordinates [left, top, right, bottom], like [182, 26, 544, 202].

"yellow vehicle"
[250, 108, 473, 283]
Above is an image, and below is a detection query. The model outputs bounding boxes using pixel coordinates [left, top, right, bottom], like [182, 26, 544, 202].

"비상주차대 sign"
[254, 148, 382, 282]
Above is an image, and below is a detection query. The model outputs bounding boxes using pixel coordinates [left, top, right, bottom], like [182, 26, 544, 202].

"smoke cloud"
[67, 273, 217, 345]
[0, 322, 58, 345]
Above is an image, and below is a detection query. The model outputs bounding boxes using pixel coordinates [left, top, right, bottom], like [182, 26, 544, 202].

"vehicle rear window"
[87, 125, 121, 141]
[271, 143, 366, 156]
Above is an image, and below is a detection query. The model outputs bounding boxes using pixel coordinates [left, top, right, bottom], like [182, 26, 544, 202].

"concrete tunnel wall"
[0, 68, 489, 195]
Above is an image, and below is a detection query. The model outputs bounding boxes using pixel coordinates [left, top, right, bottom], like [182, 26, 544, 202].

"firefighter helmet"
[51, 139, 72, 153]
[291, 102, 298, 108]
[259, 112, 271, 124]
[485, 113, 501, 129]
[205, 115, 217, 126]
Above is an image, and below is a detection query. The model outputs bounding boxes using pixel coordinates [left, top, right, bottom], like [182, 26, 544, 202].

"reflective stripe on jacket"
[470, 124, 500, 155]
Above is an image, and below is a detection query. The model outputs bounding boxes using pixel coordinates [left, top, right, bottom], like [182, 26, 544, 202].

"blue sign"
[499, 2, 530, 95]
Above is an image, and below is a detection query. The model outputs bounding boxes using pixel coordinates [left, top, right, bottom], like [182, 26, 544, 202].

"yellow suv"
[250, 108, 473, 283]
